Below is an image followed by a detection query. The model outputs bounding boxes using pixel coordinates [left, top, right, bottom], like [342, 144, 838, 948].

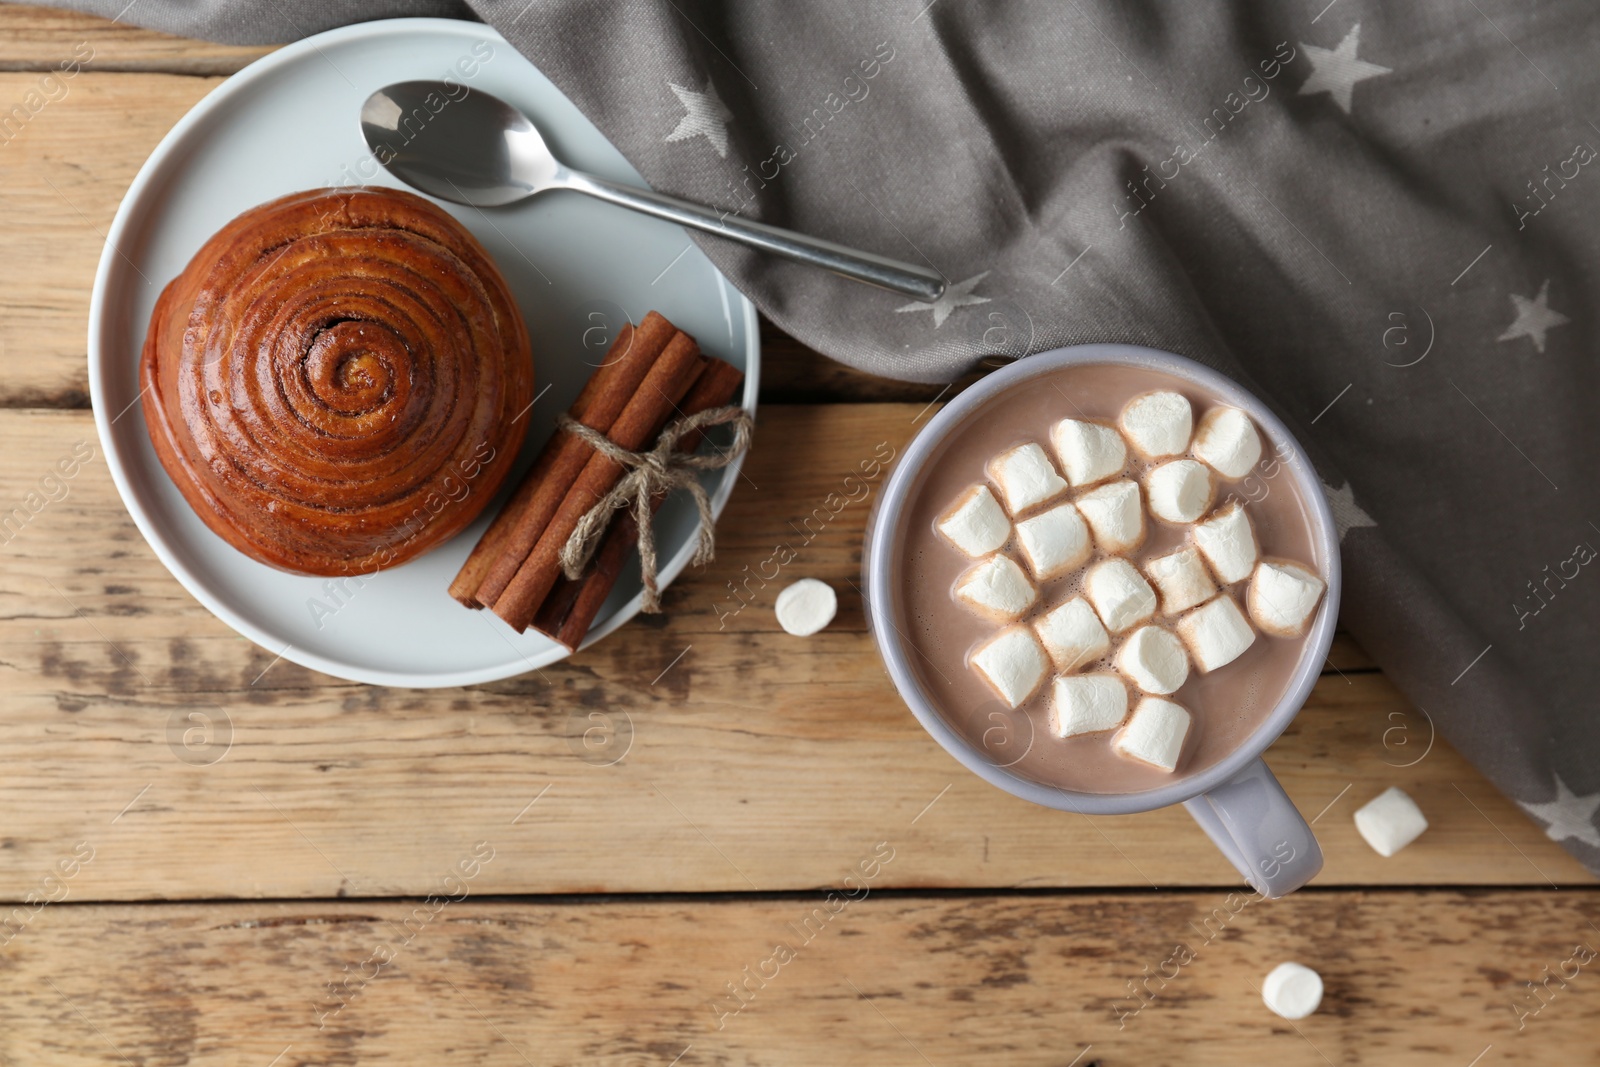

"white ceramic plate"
[88, 18, 759, 688]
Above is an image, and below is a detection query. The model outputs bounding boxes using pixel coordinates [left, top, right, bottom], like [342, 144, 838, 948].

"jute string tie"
[556, 405, 754, 612]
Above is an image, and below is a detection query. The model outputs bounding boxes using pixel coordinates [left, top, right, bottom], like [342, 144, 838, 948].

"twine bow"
[557, 405, 754, 612]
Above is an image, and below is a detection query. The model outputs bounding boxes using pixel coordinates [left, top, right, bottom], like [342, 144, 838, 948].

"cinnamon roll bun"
[141, 187, 533, 576]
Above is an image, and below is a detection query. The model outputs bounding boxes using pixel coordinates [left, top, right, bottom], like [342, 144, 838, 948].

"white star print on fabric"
[896, 271, 989, 329]
[1322, 480, 1377, 543]
[1298, 23, 1392, 114]
[1497, 279, 1570, 354]
[665, 80, 733, 158]
[1519, 774, 1600, 850]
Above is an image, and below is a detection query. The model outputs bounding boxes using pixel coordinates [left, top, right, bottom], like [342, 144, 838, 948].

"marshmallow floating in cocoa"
[987, 442, 1068, 515]
[1261, 962, 1323, 1020]
[1193, 406, 1263, 480]
[970, 626, 1049, 708]
[1050, 418, 1126, 487]
[1085, 558, 1158, 634]
[1075, 479, 1146, 555]
[1114, 624, 1190, 695]
[1353, 786, 1428, 857]
[1176, 594, 1256, 673]
[1032, 596, 1111, 672]
[1114, 696, 1191, 771]
[774, 578, 837, 637]
[955, 554, 1037, 622]
[937, 484, 1011, 558]
[1144, 459, 1215, 524]
[1193, 500, 1259, 584]
[1248, 560, 1327, 637]
[1119, 390, 1193, 458]
[1050, 673, 1130, 738]
[1014, 501, 1092, 581]
[1144, 545, 1217, 615]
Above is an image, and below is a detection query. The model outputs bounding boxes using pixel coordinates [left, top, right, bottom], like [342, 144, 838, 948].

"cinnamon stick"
[533, 357, 746, 649]
[491, 331, 708, 630]
[449, 311, 677, 607]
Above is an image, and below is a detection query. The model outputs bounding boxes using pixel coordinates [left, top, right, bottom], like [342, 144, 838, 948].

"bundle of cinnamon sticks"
[450, 311, 745, 649]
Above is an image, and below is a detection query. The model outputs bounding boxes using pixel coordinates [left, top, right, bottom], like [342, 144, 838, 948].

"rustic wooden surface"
[0, 5, 1596, 1064]
[4, 892, 1597, 1066]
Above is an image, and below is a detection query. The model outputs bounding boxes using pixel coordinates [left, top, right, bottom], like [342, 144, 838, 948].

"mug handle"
[1182, 757, 1323, 899]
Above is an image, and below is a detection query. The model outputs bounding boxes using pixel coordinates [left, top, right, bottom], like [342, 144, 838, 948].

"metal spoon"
[360, 81, 946, 302]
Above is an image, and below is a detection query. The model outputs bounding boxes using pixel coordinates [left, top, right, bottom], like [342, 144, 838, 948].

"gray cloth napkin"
[39, 0, 1600, 874]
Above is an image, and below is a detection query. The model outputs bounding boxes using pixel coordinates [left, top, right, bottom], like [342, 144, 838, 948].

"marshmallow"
[1144, 546, 1217, 615]
[1014, 501, 1092, 580]
[937, 485, 1011, 558]
[1193, 501, 1259, 585]
[987, 442, 1068, 515]
[1193, 406, 1264, 480]
[1353, 786, 1429, 857]
[1118, 390, 1193, 458]
[1049, 418, 1127, 487]
[1248, 560, 1327, 637]
[774, 578, 837, 637]
[1084, 558, 1158, 634]
[1113, 696, 1191, 772]
[1175, 595, 1256, 673]
[1144, 459, 1215, 525]
[970, 626, 1049, 708]
[1074, 479, 1146, 555]
[1032, 596, 1111, 672]
[1049, 673, 1130, 738]
[1262, 962, 1323, 1020]
[1114, 625, 1190, 695]
[954, 554, 1037, 622]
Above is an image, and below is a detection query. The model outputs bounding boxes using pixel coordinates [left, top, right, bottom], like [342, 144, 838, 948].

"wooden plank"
[0, 405, 1586, 900]
[0, 4, 270, 74]
[3, 890, 1595, 1064]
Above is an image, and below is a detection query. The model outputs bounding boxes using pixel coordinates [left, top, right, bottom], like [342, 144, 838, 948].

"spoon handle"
[558, 170, 946, 302]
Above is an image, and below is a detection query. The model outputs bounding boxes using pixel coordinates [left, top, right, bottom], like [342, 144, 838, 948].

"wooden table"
[1, 7, 1595, 1063]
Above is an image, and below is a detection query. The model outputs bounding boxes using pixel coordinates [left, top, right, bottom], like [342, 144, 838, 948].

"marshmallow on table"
[1084, 558, 1158, 634]
[970, 626, 1049, 708]
[955, 554, 1037, 622]
[1248, 560, 1327, 637]
[1015, 501, 1092, 580]
[1193, 406, 1264, 480]
[1033, 596, 1111, 672]
[1353, 786, 1428, 857]
[1145, 546, 1217, 615]
[987, 442, 1068, 515]
[774, 578, 837, 636]
[1144, 459, 1215, 524]
[1119, 390, 1193, 458]
[1262, 962, 1323, 1020]
[1050, 418, 1126, 487]
[1193, 501, 1259, 584]
[1113, 696, 1191, 771]
[1074, 479, 1146, 555]
[1114, 625, 1190, 695]
[937, 484, 1011, 557]
[1049, 673, 1130, 738]
[1175, 595, 1256, 673]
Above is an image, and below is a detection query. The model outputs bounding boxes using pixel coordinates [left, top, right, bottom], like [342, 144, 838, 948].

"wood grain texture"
[0, 405, 1587, 902]
[0, 4, 270, 73]
[2, 891, 1597, 1064]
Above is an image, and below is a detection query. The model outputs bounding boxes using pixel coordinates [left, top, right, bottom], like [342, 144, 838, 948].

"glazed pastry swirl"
[141, 187, 533, 575]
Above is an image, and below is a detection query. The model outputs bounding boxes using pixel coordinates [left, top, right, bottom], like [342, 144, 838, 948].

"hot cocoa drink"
[894, 363, 1327, 794]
